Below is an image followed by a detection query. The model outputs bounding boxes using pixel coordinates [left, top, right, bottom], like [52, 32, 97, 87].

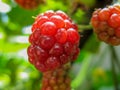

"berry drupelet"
[27, 10, 80, 72]
[91, 4, 120, 46]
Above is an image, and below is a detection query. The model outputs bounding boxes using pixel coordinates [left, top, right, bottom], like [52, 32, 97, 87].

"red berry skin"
[60, 54, 69, 64]
[109, 5, 120, 14]
[44, 10, 54, 18]
[31, 22, 38, 32]
[29, 34, 34, 44]
[39, 35, 55, 50]
[29, 30, 41, 45]
[115, 28, 120, 38]
[34, 46, 48, 62]
[35, 62, 48, 72]
[55, 28, 67, 44]
[32, 29, 41, 38]
[98, 8, 110, 21]
[46, 57, 60, 70]
[108, 13, 120, 28]
[91, 14, 99, 28]
[49, 43, 63, 56]
[56, 11, 68, 19]
[64, 20, 73, 29]
[91, 4, 120, 46]
[67, 28, 80, 43]
[28, 10, 80, 72]
[27, 45, 35, 64]
[50, 15, 64, 28]
[64, 42, 75, 55]
[37, 16, 49, 27]
[40, 22, 57, 36]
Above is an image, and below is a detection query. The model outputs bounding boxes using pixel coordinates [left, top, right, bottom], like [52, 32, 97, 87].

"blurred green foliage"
[0, 0, 120, 90]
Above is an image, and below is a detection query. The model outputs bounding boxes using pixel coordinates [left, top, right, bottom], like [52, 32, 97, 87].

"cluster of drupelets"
[27, 10, 80, 72]
[91, 4, 120, 45]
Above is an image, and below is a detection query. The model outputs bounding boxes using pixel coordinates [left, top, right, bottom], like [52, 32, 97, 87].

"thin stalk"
[78, 24, 93, 31]
[110, 46, 120, 72]
[111, 57, 119, 90]
[110, 46, 120, 90]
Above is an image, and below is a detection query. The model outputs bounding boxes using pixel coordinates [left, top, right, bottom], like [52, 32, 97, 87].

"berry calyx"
[91, 4, 120, 45]
[27, 10, 80, 72]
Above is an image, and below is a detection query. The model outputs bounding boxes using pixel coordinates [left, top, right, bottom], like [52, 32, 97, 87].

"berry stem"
[110, 46, 120, 90]
[78, 24, 93, 31]
[41, 63, 71, 90]
[110, 46, 120, 71]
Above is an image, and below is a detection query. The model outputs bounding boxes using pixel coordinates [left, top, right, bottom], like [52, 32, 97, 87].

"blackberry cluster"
[91, 4, 120, 46]
[27, 10, 80, 72]
[15, 0, 44, 10]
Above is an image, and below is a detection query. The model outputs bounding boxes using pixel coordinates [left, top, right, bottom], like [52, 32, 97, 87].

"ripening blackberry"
[91, 4, 120, 46]
[15, 0, 44, 10]
[27, 10, 80, 72]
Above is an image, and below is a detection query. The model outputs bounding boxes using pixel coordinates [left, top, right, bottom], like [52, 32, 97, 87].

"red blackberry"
[15, 0, 44, 10]
[91, 4, 120, 46]
[27, 10, 80, 72]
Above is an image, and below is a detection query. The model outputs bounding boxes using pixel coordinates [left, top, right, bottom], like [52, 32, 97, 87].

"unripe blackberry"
[27, 10, 80, 72]
[15, 0, 44, 10]
[41, 64, 71, 90]
[91, 4, 120, 46]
